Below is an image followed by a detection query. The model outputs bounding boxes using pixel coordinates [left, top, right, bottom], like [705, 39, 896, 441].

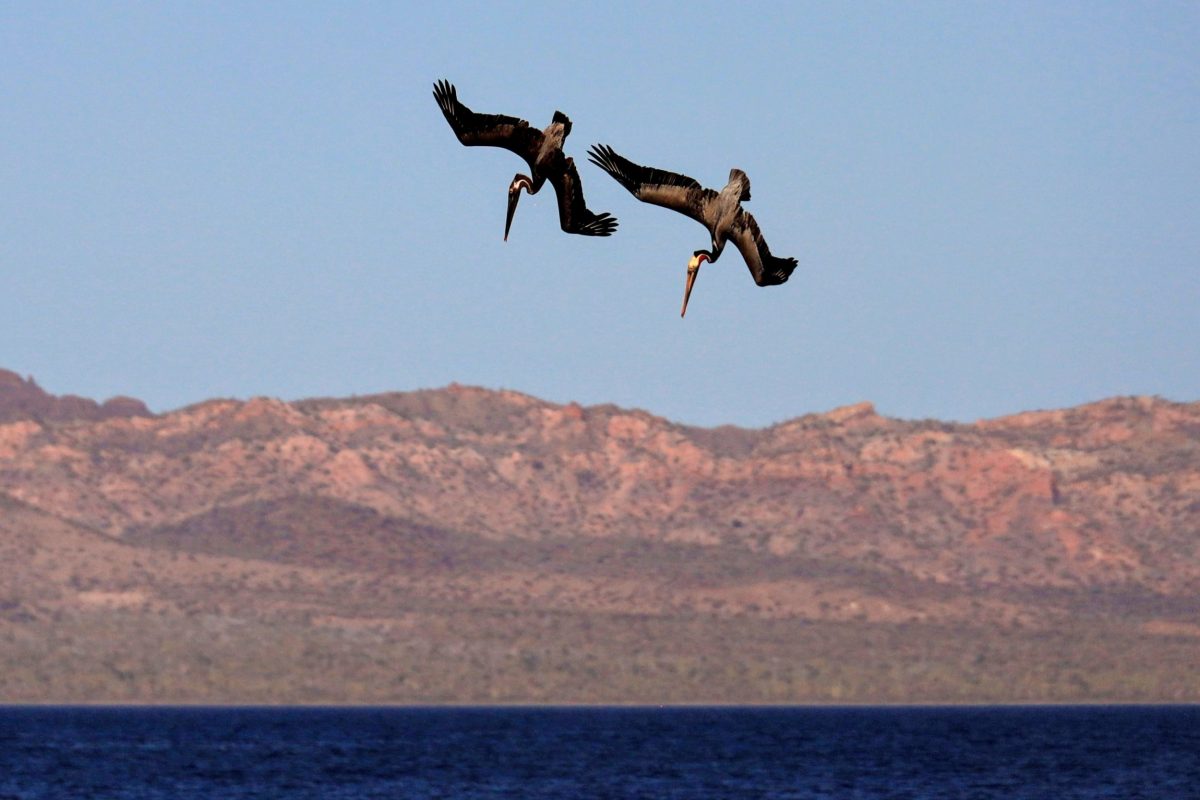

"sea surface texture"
[1, 706, 1197, 799]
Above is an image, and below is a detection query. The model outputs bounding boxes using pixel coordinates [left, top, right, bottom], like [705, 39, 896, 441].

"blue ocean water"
[0, 706, 1197, 799]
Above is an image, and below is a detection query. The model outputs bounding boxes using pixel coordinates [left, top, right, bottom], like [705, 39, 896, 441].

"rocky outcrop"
[0, 369, 151, 424]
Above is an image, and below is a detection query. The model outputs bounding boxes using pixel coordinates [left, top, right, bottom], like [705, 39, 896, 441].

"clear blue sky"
[3, 2, 1197, 427]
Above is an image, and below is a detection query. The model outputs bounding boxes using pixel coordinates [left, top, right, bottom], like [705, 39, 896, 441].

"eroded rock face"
[1, 375, 1196, 597]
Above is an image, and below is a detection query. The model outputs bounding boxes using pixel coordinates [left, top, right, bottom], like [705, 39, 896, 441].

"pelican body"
[433, 80, 617, 240]
[587, 144, 797, 316]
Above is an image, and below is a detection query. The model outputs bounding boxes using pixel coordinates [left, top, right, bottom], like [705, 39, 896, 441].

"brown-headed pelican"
[433, 80, 617, 240]
[587, 144, 797, 317]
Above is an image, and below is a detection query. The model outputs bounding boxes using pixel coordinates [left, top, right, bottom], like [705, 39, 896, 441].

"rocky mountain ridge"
[1, 372, 1197, 703]
[0, 368, 150, 424]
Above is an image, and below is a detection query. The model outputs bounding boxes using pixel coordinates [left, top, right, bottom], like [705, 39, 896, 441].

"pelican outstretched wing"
[728, 209, 798, 286]
[587, 144, 717, 228]
[433, 80, 542, 170]
[547, 154, 618, 237]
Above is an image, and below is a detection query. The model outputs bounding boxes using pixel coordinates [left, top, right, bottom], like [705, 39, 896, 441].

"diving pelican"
[588, 143, 797, 316]
[433, 80, 617, 240]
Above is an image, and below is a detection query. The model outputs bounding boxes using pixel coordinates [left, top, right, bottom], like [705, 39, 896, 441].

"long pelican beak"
[681, 255, 702, 317]
[504, 187, 520, 241]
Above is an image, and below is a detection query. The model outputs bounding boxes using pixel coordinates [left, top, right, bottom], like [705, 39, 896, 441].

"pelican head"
[505, 174, 533, 241]
[681, 250, 710, 317]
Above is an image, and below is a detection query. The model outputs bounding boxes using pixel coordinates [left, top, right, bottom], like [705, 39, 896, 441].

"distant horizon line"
[3, 364, 1195, 430]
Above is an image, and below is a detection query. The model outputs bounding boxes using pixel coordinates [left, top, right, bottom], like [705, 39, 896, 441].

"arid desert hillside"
[2, 368, 1197, 703]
